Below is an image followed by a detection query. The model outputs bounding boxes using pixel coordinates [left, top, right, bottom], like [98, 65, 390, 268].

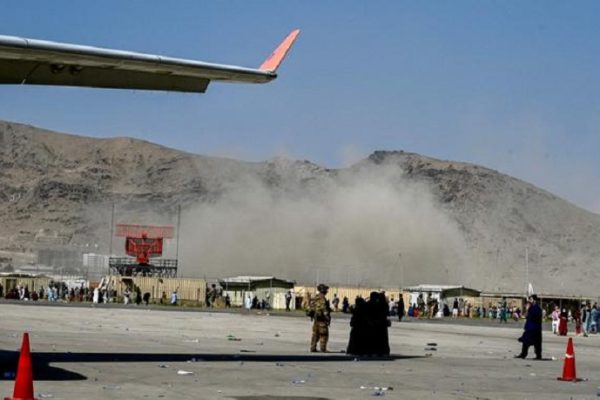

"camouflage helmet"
[317, 284, 329, 293]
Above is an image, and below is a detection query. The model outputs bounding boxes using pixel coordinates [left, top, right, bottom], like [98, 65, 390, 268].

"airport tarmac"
[0, 303, 597, 399]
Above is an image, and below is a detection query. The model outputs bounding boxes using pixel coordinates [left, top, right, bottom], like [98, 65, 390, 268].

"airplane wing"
[0, 29, 300, 93]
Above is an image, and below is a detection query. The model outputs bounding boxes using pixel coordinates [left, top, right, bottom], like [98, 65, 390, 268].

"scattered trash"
[177, 370, 194, 375]
[240, 349, 256, 353]
[372, 390, 385, 397]
[38, 394, 53, 398]
[426, 343, 437, 346]
[275, 362, 285, 367]
[291, 379, 306, 384]
[361, 386, 393, 391]
[102, 385, 121, 390]
[551, 356, 558, 361]
[424, 347, 437, 351]
[227, 335, 242, 341]
[183, 339, 199, 343]
[158, 364, 169, 368]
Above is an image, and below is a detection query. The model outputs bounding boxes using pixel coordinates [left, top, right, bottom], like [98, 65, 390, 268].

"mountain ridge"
[1, 120, 598, 296]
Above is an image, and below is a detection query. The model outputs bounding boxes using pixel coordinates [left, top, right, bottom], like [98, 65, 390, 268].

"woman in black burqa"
[347, 292, 390, 356]
[367, 291, 390, 356]
[347, 297, 368, 355]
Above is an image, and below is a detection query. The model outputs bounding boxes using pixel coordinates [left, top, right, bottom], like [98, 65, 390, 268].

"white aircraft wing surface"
[0, 29, 299, 93]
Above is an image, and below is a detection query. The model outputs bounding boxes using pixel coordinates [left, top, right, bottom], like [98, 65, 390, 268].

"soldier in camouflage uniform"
[308, 284, 332, 352]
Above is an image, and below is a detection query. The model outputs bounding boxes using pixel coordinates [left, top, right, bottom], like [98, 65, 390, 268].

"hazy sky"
[1, 1, 599, 213]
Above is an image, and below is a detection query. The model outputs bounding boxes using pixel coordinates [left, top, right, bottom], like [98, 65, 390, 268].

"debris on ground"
[360, 386, 393, 391]
[177, 370, 194, 375]
[158, 364, 169, 368]
[227, 334, 242, 341]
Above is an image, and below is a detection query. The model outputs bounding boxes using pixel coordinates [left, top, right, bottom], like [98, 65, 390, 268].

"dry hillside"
[1, 120, 599, 295]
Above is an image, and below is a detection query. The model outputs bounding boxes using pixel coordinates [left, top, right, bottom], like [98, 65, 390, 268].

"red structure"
[116, 224, 174, 265]
[110, 224, 178, 277]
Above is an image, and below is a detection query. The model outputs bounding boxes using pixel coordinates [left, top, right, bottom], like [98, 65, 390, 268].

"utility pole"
[109, 202, 115, 256]
[398, 253, 404, 289]
[176, 205, 181, 260]
[525, 246, 529, 295]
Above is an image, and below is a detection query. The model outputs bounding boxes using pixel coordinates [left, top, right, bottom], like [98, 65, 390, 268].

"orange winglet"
[259, 29, 300, 72]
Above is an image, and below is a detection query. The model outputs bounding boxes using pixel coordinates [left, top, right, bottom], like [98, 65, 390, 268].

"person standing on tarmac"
[515, 294, 543, 360]
[500, 297, 508, 323]
[308, 284, 332, 353]
[397, 296, 405, 322]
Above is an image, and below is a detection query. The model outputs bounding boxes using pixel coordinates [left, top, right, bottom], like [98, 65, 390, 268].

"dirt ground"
[0, 302, 597, 399]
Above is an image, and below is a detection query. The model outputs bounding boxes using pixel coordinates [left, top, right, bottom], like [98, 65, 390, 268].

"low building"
[219, 276, 295, 310]
[478, 292, 526, 313]
[0, 273, 52, 296]
[403, 284, 481, 309]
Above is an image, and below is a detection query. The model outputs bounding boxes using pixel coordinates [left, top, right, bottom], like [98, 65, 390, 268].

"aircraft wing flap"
[0, 59, 211, 93]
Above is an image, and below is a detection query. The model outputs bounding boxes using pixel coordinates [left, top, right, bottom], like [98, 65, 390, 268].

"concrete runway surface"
[0, 303, 598, 399]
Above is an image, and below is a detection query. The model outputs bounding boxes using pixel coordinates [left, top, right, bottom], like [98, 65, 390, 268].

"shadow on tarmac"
[0, 350, 424, 381]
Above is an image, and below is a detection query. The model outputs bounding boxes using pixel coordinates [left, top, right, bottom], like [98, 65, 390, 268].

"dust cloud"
[178, 160, 474, 287]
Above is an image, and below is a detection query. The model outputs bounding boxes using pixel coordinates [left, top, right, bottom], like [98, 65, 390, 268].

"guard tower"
[108, 224, 178, 277]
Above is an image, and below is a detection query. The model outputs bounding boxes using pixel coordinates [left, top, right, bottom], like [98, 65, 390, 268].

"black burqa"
[367, 292, 390, 356]
[347, 297, 368, 355]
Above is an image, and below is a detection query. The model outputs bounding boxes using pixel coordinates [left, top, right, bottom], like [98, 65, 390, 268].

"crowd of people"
[550, 302, 600, 337]
[0, 281, 181, 306]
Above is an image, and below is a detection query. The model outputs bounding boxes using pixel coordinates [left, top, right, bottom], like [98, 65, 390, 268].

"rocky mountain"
[1, 120, 599, 295]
